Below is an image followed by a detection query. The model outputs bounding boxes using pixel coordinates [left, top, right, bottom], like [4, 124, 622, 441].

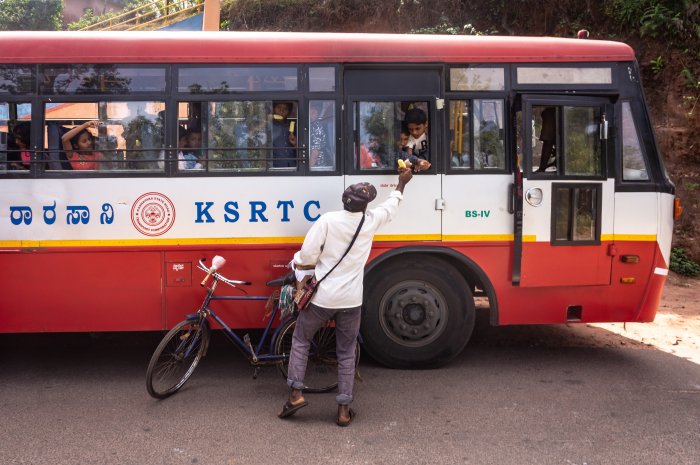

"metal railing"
[79, 0, 204, 31]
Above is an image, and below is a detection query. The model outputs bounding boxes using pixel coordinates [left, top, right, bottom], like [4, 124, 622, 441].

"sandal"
[278, 399, 308, 419]
[337, 408, 356, 427]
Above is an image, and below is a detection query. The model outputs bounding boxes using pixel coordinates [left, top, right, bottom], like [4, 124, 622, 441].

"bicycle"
[146, 255, 360, 399]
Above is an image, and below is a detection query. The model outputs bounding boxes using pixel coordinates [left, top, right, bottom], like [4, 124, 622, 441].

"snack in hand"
[397, 159, 406, 169]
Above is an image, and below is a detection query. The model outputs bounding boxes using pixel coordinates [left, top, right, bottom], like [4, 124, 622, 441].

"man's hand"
[396, 167, 413, 193]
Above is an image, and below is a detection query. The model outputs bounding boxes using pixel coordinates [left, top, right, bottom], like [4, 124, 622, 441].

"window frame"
[550, 182, 603, 246]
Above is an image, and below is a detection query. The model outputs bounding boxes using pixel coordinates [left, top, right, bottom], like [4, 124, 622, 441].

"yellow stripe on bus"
[441, 234, 514, 242]
[0, 237, 307, 248]
[522, 234, 657, 243]
[0, 233, 657, 249]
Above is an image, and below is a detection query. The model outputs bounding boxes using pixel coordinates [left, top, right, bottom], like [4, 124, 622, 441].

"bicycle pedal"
[252, 366, 261, 379]
[243, 333, 258, 363]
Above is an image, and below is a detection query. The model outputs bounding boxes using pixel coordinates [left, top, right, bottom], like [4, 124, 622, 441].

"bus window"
[564, 106, 602, 176]
[178, 67, 298, 93]
[309, 67, 336, 92]
[44, 101, 165, 171]
[621, 101, 650, 181]
[474, 100, 505, 169]
[532, 106, 559, 173]
[450, 100, 471, 169]
[449, 99, 504, 170]
[41, 65, 166, 95]
[180, 100, 299, 172]
[531, 104, 603, 177]
[355, 101, 429, 170]
[1, 103, 32, 172]
[553, 184, 601, 244]
[0, 65, 35, 95]
[309, 100, 336, 171]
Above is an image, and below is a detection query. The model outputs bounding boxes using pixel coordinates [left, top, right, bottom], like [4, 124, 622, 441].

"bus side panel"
[0, 250, 163, 332]
[164, 245, 298, 329]
[443, 240, 655, 325]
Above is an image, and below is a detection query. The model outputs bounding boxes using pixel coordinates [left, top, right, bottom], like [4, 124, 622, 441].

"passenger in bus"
[279, 168, 414, 426]
[271, 101, 297, 168]
[536, 107, 557, 173]
[9, 122, 31, 170]
[61, 121, 104, 170]
[403, 108, 431, 172]
[180, 126, 204, 170]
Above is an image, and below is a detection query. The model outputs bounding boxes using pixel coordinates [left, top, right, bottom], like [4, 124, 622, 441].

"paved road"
[2, 311, 699, 465]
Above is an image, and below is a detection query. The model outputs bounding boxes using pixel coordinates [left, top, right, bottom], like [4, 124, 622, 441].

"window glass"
[40, 65, 166, 95]
[0, 66, 35, 95]
[450, 67, 504, 91]
[1, 103, 32, 172]
[621, 101, 650, 181]
[449, 100, 472, 169]
[355, 101, 429, 171]
[531, 104, 602, 176]
[473, 99, 505, 169]
[309, 67, 335, 92]
[309, 100, 336, 171]
[44, 101, 165, 171]
[178, 100, 298, 172]
[178, 67, 298, 93]
[563, 106, 601, 176]
[531, 106, 558, 174]
[517, 67, 612, 85]
[554, 185, 599, 243]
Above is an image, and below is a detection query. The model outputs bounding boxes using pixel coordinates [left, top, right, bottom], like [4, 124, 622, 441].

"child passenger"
[402, 108, 431, 172]
[61, 120, 104, 170]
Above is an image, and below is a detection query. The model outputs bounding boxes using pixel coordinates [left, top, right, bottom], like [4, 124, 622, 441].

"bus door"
[514, 95, 615, 287]
[343, 68, 442, 239]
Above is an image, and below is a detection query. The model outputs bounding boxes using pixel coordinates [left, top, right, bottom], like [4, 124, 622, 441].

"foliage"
[650, 56, 665, 74]
[670, 247, 700, 277]
[411, 21, 481, 35]
[0, 0, 63, 31]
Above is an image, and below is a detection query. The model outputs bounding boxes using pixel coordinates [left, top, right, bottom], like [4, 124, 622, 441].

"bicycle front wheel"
[274, 318, 360, 393]
[146, 318, 210, 399]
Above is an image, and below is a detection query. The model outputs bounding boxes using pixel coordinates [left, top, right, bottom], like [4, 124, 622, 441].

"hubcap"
[378, 280, 447, 347]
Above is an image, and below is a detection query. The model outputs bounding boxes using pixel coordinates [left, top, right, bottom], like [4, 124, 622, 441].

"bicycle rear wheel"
[274, 318, 360, 393]
[146, 318, 210, 399]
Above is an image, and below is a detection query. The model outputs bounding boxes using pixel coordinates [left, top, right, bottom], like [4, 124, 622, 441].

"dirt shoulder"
[589, 272, 700, 363]
[471, 273, 700, 364]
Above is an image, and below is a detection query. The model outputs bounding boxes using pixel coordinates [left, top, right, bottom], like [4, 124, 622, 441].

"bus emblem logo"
[131, 192, 176, 236]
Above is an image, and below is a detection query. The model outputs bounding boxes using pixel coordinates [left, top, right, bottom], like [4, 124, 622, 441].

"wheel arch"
[365, 246, 499, 325]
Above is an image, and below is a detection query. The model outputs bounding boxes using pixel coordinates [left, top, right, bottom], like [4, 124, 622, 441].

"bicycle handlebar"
[198, 257, 252, 288]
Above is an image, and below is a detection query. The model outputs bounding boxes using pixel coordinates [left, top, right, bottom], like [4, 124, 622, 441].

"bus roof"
[0, 31, 635, 64]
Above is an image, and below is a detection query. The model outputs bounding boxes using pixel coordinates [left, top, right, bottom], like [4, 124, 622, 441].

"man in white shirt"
[279, 169, 413, 426]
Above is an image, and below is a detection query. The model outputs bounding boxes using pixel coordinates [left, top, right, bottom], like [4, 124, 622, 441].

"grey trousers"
[286, 303, 362, 405]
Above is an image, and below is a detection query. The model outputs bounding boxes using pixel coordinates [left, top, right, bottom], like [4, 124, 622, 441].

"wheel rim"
[150, 322, 205, 395]
[378, 280, 448, 347]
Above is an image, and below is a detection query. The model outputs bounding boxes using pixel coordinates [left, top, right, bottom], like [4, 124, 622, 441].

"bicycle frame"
[188, 278, 293, 365]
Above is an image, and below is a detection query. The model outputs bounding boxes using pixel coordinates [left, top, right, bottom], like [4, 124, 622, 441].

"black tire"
[274, 317, 361, 393]
[146, 318, 210, 399]
[362, 256, 475, 368]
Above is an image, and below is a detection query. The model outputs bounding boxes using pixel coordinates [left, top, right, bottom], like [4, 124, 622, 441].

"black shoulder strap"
[316, 214, 365, 285]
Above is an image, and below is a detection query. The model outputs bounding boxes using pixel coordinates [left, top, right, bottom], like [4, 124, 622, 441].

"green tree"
[0, 0, 63, 31]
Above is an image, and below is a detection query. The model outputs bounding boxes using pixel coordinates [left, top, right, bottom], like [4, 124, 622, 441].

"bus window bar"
[2, 148, 307, 169]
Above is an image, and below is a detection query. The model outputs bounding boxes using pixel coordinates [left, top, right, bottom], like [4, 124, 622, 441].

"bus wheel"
[362, 257, 475, 369]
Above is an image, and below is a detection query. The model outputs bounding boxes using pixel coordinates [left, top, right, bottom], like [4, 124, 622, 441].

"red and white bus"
[0, 31, 676, 367]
